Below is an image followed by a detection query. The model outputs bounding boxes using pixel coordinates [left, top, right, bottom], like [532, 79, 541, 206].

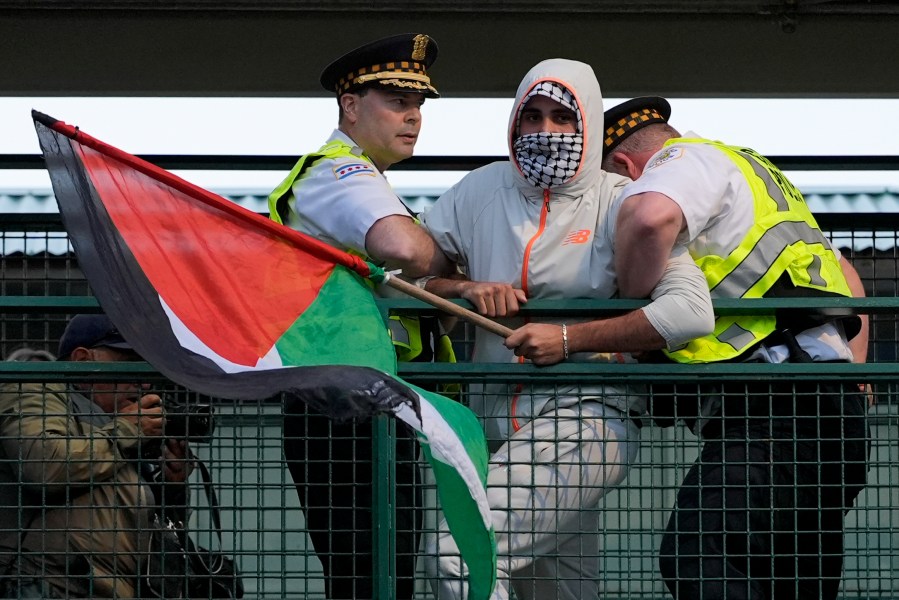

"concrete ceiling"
[2, 1, 899, 98]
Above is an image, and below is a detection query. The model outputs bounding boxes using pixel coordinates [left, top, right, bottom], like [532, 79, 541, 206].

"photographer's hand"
[162, 439, 194, 483]
[120, 394, 165, 437]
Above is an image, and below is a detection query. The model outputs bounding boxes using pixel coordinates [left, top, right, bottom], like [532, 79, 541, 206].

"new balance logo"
[562, 229, 592, 245]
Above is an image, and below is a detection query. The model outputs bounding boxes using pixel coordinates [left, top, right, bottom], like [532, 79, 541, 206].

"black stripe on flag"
[33, 116, 418, 420]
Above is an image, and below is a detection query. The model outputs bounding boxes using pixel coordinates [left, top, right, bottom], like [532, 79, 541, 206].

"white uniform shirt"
[288, 129, 411, 255]
[620, 133, 754, 256]
[618, 132, 852, 363]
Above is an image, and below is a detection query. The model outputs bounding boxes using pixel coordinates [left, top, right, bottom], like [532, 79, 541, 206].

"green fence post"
[371, 413, 396, 599]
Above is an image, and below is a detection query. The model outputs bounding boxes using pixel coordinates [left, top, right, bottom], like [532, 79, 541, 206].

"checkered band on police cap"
[335, 60, 432, 96]
[320, 33, 440, 98]
[602, 96, 671, 157]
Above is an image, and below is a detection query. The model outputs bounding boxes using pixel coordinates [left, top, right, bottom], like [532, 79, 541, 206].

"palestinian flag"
[33, 111, 496, 600]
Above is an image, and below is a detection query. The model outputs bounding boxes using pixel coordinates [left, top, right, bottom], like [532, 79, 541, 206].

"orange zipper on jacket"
[511, 188, 552, 432]
[519, 189, 552, 297]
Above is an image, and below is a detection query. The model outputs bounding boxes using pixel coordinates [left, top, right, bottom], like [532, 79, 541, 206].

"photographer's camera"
[164, 398, 215, 443]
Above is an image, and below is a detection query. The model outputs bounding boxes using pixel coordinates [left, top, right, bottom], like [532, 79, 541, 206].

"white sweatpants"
[424, 401, 641, 600]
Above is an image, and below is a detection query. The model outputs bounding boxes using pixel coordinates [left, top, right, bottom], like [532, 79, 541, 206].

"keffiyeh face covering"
[513, 81, 584, 189]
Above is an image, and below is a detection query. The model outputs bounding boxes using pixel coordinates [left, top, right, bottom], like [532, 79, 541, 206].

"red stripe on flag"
[37, 113, 373, 279]
[74, 142, 332, 367]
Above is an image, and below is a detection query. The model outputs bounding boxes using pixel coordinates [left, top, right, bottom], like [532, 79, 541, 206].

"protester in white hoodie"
[420, 59, 714, 600]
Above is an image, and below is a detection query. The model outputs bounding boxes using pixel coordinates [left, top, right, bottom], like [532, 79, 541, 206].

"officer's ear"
[609, 151, 641, 180]
[339, 93, 360, 125]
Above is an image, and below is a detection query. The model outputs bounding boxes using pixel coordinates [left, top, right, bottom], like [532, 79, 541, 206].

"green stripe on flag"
[275, 265, 498, 597]
[274, 265, 396, 372]
[396, 383, 497, 600]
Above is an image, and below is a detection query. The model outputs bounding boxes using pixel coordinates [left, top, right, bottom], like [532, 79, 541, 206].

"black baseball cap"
[57, 314, 134, 360]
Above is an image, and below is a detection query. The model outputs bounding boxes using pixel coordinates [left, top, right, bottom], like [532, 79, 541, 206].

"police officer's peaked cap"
[603, 96, 671, 157]
[320, 33, 440, 98]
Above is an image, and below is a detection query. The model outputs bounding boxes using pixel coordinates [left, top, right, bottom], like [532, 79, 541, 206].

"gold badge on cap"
[412, 34, 430, 61]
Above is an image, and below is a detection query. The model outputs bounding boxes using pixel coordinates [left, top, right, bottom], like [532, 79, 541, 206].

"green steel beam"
[7, 295, 899, 315]
[0, 296, 100, 311]
[3, 360, 899, 383]
[378, 296, 899, 316]
[396, 361, 899, 383]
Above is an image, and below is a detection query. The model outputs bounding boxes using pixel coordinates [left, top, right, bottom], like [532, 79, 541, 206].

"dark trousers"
[283, 403, 421, 600]
[659, 381, 869, 600]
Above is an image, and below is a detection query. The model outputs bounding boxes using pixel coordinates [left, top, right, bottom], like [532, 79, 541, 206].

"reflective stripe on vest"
[389, 314, 456, 364]
[267, 152, 324, 225]
[708, 220, 833, 298]
[388, 314, 422, 363]
[664, 138, 851, 364]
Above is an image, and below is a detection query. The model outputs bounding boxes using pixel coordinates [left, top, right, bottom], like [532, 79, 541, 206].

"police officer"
[268, 33, 454, 600]
[605, 97, 869, 600]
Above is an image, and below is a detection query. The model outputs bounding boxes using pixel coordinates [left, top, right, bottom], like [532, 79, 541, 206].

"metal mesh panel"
[0, 216, 86, 359]
[820, 213, 899, 364]
[0, 213, 897, 598]
[0, 367, 895, 598]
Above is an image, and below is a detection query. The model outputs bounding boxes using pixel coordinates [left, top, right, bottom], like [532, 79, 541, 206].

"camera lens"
[164, 399, 215, 443]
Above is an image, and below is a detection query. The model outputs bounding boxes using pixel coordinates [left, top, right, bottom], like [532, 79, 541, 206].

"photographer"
[0, 314, 193, 598]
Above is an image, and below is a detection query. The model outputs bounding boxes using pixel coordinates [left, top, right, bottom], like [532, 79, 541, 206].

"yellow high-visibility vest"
[268, 139, 357, 225]
[267, 140, 456, 365]
[664, 138, 852, 364]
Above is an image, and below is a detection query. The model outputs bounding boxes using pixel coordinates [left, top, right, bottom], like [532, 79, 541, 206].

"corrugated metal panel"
[0, 189, 446, 215]
[5, 188, 899, 214]
[801, 188, 899, 213]
[0, 191, 66, 214]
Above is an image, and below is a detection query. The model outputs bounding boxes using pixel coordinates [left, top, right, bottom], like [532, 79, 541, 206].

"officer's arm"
[615, 192, 687, 298]
[414, 180, 527, 316]
[505, 248, 714, 365]
[839, 255, 874, 406]
[365, 215, 455, 278]
[840, 256, 869, 363]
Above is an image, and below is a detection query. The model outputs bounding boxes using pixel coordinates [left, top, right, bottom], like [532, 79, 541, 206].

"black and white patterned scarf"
[513, 81, 584, 189]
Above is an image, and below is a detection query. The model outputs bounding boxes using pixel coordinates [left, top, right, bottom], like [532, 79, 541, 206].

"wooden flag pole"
[384, 275, 514, 339]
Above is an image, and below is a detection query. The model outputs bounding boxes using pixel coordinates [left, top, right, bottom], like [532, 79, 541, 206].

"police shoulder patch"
[645, 147, 685, 171]
[333, 161, 376, 180]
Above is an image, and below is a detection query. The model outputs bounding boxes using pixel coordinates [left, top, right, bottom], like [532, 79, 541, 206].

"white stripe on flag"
[394, 398, 492, 528]
[160, 295, 286, 373]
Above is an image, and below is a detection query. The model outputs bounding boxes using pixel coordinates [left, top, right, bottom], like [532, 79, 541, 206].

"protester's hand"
[161, 439, 194, 483]
[459, 281, 527, 317]
[120, 394, 165, 436]
[505, 323, 565, 366]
